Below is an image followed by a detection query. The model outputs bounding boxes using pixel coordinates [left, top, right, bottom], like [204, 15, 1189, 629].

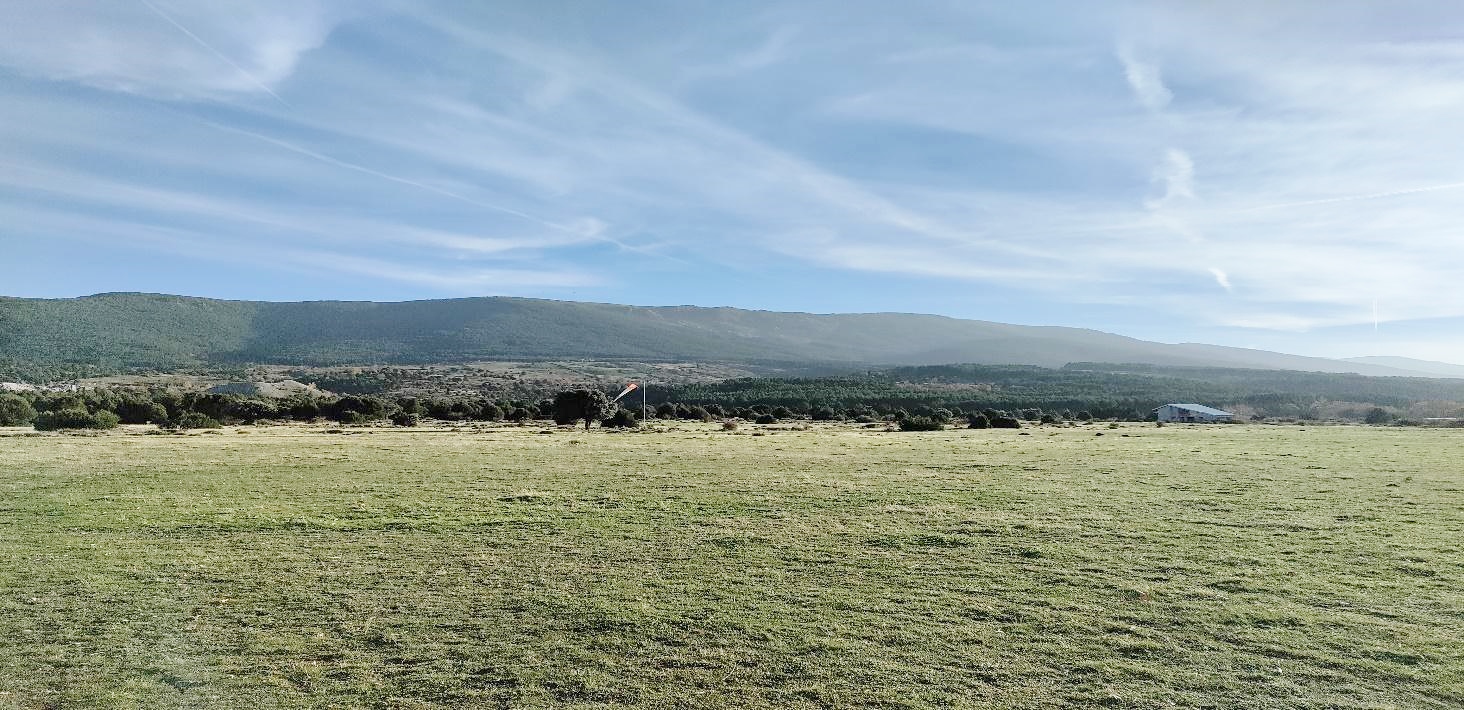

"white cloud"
[1117, 44, 1173, 111]
[1208, 267, 1232, 291]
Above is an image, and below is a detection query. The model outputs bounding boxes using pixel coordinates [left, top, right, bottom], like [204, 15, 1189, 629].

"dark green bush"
[35, 408, 119, 431]
[0, 393, 38, 426]
[968, 414, 990, 429]
[166, 412, 222, 430]
[601, 408, 639, 428]
[897, 416, 943, 431]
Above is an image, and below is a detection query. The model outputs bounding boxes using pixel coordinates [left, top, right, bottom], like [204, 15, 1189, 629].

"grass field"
[1, 422, 1460, 708]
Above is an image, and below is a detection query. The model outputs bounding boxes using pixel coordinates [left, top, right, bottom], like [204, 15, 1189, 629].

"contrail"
[200, 120, 566, 229]
[195, 119, 681, 260]
[1246, 180, 1464, 212]
[138, 0, 290, 106]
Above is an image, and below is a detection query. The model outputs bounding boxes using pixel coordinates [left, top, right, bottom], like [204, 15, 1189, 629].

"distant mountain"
[1343, 356, 1464, 379]
[0, 293, 1443, 379]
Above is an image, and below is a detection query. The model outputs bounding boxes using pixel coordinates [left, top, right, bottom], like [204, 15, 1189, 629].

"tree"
[1364, 407, 1393, 425]
[0, 394, 37, 426]
[34, 408, 119, 431]
[553, 389, 612, 429]
[113, 395, 168, 424]
[898, 415, 943, 431]
[601, 408, 639, 428]
[968, 413, 990, 429]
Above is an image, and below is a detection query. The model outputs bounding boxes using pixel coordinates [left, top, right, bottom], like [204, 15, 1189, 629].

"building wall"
[1156, 405, 1231, 423]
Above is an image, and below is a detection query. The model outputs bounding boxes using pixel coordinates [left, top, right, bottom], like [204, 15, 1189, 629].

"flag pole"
[641, 380, 647, 422]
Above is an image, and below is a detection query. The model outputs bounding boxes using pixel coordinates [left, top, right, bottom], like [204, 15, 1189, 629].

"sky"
[3, 1, 1464, 363]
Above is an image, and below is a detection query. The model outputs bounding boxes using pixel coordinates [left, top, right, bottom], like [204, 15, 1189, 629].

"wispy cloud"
[1208, 268, 1232, 292]
[1117, 44, 1173, 111]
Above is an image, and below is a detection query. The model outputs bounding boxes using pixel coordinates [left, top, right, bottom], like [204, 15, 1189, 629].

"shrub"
[968, 414, 990, 429]
[1364, 407, 1393, 425]
[35, 408, 119, 431]
[1039, 413, 1059, 425]
[721, 420, 739, 431]
[810, 406, 840, 421]
[989, 416, 1021, 429]
[389, 411, 420, 427]
[601, 408, 639, 428]
[166, 412, 223, 430]
[113, 396, 168, 424]
[0, 393, 38, 426]
[897, 416, 943, 431]
[754, 414, 777, 424]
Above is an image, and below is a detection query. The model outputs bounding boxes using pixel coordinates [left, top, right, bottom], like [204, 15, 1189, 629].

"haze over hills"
[1343, 356, 1464, 379]
[0, 293, 1456, 380]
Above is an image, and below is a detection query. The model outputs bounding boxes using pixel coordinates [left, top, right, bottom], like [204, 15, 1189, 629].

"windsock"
[612, 382, 639, 402]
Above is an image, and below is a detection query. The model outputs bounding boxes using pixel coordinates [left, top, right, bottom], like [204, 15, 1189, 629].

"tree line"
[0, 386, 1062, 432]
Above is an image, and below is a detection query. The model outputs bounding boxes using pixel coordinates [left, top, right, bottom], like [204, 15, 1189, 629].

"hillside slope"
[0, 293, 1446, 378]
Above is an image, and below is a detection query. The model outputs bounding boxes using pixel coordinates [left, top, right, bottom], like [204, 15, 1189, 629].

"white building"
[1153, 403, 1235, 423]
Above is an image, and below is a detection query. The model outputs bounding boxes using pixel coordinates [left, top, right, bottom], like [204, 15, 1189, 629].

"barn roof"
[1161, 403, 1234, 416]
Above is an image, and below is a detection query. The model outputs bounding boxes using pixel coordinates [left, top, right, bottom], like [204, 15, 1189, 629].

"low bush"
[989, 416, 1021, 429]
[897, 416, 943, 431]
[165, 412, 222, 430]
[601, 409, 639, 428]
[34, 408, 119, 431]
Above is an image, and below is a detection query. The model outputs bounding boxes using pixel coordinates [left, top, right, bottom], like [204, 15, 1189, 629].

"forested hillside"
[657, 363, 1464, 420]
[0, 293, 1445, 381]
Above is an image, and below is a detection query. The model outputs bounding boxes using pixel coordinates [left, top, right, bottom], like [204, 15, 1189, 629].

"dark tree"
[897, 415, 943, 431]
[553, 389, 612, 429]
[1364, 407, 1393, 425]
[810, 406, 839, 421]
[0, 394, 37, 426]
[601, 408, 639, 428]
[968, 413, 990, 429]
[34, 408, 119, 431]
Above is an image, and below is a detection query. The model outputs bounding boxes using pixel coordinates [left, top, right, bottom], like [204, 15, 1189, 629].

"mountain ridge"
[0, 292, 1454, 380]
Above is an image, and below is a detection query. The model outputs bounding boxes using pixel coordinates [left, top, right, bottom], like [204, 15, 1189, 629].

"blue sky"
[3, 1, 1464, 362]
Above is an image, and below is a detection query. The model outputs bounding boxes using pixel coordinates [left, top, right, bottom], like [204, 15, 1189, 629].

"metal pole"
[642, 381, 647, 422]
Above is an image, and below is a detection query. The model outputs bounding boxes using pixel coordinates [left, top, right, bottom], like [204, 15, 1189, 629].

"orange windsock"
[612, 382, 639, 402]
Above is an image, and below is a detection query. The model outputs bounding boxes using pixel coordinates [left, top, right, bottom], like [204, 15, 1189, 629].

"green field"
[1, 423, 1460, 708]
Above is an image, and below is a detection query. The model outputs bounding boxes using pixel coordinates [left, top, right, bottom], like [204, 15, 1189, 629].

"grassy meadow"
[1, 422, 1460, 708]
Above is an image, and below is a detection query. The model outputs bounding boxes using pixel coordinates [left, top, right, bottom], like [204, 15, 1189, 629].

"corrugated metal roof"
[1163, 403, 1234, 416]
